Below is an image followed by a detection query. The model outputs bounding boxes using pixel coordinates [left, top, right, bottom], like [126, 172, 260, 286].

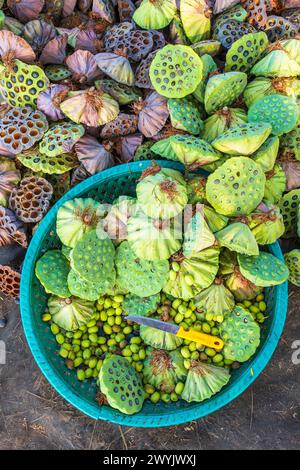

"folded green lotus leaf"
[206, 157, 266, 216]
[279, 188, 300, 238]
[220, 306, 260, 362]
[140, 325, 183, 350]
[150, 137, 180, 161]
[225, 266, 263, 301]
[48, 295, 95, 331]
[194, 278, 235, 322]
[99, 355, 145, 415]
[183, 211, 215, 257]
[149, 44, 203, 98]
[181, 361, 230, 402]
[193, 54, 218, 104]
[133, 0, 177, 29]
[201, 107, 247, 143]
[225, 32, 268, 73]
[211, 122, 272, 155]
[284, 249, 300, 287]
[122, 293, 160, 317]
[249, 203, 285, 245]
[191, 39, 221, 57]
[127, 208, 182, 261]
[215, 222, 259, 256]
[280, 39, 300, 65]
[204, 72, 247, 114]
[264, 164, 286, 205]
[71, 229, 115, 284]
[244, 76, 300, 108]
[136, 167, 188, 219]
[248, 94, 299, 136]
[143, 349, 187, 392]
[61, 245, 72, 261]
[168, 97, 204, 135]
[238, 252, 289, 287]
[116, 241, 169, 297]
[35, 249, 71, 298]
[95, 79, 141, 105]
[169, 135, 223, 170]
[169, 13, 189, 45]
[56, 198, 104, 248]
[203, 205, 229, 232]
[163, 246, 220, 299]
[186, 175, 207, 204]
[251, 50, 300, 77]
[180, 0, 211, 43]
[251, 136, 279, 172]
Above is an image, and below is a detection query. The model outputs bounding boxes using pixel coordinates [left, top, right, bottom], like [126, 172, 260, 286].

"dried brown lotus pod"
[241, 0, 268, 27]
[75, 134, 115, 173]
[117, 0, 136, 21]
[7, 0, 45, 24]
[0, 158, 21, 207]
[39, 35, 68, 65]
[0, 30, 36, 65]
[66, 50, 102, 84]
[9, 176, 53, 223]
[100, 113, 138, 138]
[103, 22, 135, 50]
[0, 206, 27, 247]
[0, 105, 12, 119]
[0, 264, 21, 299]
[150, 30, 166, 50]
[48, 172, 71, 204]
[135, 51, 157, 89]
[0, 107, 49, 155]
[113, 30, 154, 62]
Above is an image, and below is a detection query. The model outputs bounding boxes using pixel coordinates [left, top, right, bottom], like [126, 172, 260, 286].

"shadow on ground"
[0, 286, 299, 450]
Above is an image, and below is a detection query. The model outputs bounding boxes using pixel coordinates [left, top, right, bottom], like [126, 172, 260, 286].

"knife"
[126, 316, 224, 351]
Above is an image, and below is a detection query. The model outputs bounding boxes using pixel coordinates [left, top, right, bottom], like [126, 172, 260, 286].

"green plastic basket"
[20, 161, 288, 427]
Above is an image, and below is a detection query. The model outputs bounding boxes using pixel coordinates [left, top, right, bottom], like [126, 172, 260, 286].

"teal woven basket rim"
[20, 160, 288, 428]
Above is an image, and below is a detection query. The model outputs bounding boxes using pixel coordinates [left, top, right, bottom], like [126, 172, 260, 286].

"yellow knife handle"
[177, 327, 224, 351]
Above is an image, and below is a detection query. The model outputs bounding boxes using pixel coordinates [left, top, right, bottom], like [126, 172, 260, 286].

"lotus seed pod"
[71, 228, 115, 284]
[67, 268, 114, 301]
[103, 196, 136, 244]
[213, 19, 256, 49]
[143, 349, 187, 393]
[215, 222, 259, 256]
[100, 113, 138, 138]
[17, 148, 78, 175]
[45, 64, 72, 82]
[122, 293, 160, 317]
[206, 157, 266, 217]
[134, 141, 156, 161]
[251, 50, 300, 77]
[168, 135, 223, 170]
[212, 122, 272, 155]
[192, 39, 221, 57]
[133, 0, 176, 30]
[181, 361, 230, 402]
[136, 167, 188, 219]
[167, 97, 204, 135]
[238, 251, 289, 286]
[94, 51, 135, 86]
[284, 249, 300, 286]
[0, 158, 21, 207]
[39, 122, 85, 157]
[248, 94, 299, 136]
[244, 77, 300, 108]
[0, 106, 48, 155]
[248, 202, 285, 245]
[225, 32, 268, 73]
[103, 23, 134, 50]
[95, 79, 141, 105]
[140, 325, 183, 351]
[163, 247, 220, 299]
[48, 172, 71, 204]
[264, 164, 286, 205]
[251, 136, 279, 172]
[240, 0, 268, 28]
[48, 295, 95, 331]
[61, 245, 72, 261]
[0, 206, 27, 247]
[35, 250, 71, 298]
[193, 53, 218, 104]
[60, 88, 119, 127]
[117, 0, 136, 22]
[186, 175, 207, 204]
[127, 208, 182, 261]
[194, 278, 235, 320]
[0, 264, 21, 298]
[225, 266, 263, 301]
[280, 121, 300, 161]
[65, 50, 101, 84]
[183, 211, 215, 257]
[220, 306, 260, 362]
[202, 107, 247, 143]
[9, 176, 53, 223]
[265, 15, 298, 42]
[0, 59, 49, 108]
[112, 30, 154, 62]
[279, 188, 300, 238]
[204, 72, 247, 114]
[99, 355, 145, 415]
[149, 44, 203, 99]
[204, 205, 229, 233]
[115, 241, 169, 296]
[56, 198, 105, 248]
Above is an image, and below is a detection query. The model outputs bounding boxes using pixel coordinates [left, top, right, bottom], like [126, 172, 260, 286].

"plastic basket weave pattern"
[20, 161, 288, 427]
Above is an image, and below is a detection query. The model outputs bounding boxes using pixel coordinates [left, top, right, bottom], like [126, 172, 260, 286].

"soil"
[0, 286, 299, 450]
